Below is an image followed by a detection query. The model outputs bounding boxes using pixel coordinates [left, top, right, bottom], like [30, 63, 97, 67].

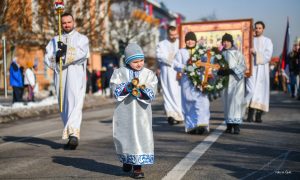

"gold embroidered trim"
[166, 111, 183, 121]
[62, 126, 80, 139]
[66, 46, 76, 64]
[250, 101, 268, 112]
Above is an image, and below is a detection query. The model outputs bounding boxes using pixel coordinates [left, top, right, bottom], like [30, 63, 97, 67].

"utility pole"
[0, 24, 9, 98]
[2, 35, 7, 98]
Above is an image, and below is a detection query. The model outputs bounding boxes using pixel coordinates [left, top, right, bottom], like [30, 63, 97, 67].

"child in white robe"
[173, 32, 210, 134]
[218, 33, 246, 134]
[110, 43, 158, 179]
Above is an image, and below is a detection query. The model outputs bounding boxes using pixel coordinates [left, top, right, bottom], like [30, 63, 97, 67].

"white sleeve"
[256, 38, 273, 65]
[173, 50, 185, 72]
[156, 42, 172, 66]
[44, 38, 57, 70]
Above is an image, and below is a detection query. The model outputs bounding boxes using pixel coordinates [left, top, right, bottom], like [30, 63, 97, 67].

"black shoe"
[225, 124, 232, 133]
[131, 169, 144, 179]
[68, 136, 78, 150]
[187, 129, 197, 134]
[246, 108, 255, 122]
[233, 124, 240, 134]
[176, 120, 184, 124]
[122, 163, 132, 172]
[195, 127, 206, 135]
[167, 117, 175, 125]
[167, 117, 182, 125]
[255, 110, 263, 123]
[291, 95, 295, 98]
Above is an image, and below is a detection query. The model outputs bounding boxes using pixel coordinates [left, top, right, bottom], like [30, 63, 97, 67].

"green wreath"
[184, 45, 229, 94]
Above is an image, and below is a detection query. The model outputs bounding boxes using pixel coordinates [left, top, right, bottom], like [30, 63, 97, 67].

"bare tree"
[106, 0, 158, 55]
[0, 0, 109, 52]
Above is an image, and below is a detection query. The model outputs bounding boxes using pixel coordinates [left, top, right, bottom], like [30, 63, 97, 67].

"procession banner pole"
[55, 1, 64, 112]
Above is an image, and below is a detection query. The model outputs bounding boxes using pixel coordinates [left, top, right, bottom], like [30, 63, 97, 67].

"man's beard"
[64, 27, 74, 33]
[168, 37, 177, 43]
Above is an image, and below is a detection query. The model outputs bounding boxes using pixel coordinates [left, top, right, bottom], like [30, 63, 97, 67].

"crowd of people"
[156, 21, 273, 136]
[8, 11, 300, 178]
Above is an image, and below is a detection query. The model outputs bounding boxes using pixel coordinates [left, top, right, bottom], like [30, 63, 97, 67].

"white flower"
[187, 65, 195, 72]
[190, 72, 195, 76]
[193, 81, 197, 86]
[192, 56, 196, 61]
[216, 83, 223, 89]
[210, 51, 215, 56]
[199, 49, 205, 54]
[206, 85, 213, 91]
[216, 54, 222, 60]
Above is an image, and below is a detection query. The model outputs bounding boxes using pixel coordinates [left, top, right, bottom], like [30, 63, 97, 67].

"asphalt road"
[0, 91, 299, 179]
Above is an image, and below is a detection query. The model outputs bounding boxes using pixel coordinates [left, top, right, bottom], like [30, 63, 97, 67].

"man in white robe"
[156, 26, 183, 125]
[246, 21, 273, 123]
[44, 12, 89, 149]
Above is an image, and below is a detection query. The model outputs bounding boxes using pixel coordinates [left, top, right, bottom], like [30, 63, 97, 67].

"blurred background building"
[0, 0, 184, 92]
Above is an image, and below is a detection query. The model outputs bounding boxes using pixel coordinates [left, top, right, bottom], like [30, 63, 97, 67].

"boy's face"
[129, 59, 144, 71]
[222, 40, 232, 49]
[186, 40, 196, 48]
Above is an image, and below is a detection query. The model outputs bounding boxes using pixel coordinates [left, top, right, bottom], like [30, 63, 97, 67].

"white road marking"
[162, 122, 226, 180]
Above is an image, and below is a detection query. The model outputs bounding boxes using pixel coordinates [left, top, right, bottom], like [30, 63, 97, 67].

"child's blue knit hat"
[124, 43, 144, 64]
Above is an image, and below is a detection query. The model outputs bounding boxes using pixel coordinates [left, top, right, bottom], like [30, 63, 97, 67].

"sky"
[159, 0, 300, 57]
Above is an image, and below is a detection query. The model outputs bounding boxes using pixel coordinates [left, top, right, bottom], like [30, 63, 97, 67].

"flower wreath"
[184, 45, 229, 93]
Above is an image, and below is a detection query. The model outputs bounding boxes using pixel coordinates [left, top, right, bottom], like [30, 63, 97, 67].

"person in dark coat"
[9, 58, 24, 103]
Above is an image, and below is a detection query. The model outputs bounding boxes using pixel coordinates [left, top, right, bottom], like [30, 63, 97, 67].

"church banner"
[179, 19, 253, 77]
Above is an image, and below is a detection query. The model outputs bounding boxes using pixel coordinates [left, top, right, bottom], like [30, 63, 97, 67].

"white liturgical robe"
[156, 39, 183, 121]
[222, 49, 247, 124]
[44, 30, 89, 139]
[173, 48, 210, 133]
[110, 67, 158, 165]
[246, 36, 273, 112]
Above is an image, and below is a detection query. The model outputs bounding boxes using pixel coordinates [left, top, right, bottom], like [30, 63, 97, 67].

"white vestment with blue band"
[110, 66, 158, 165]
[222, 49, 247, 124]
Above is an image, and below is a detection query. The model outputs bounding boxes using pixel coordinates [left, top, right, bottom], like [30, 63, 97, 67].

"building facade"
[0, 0, 182, 91]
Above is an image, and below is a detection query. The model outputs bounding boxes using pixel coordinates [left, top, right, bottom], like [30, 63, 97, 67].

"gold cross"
[195, 50, 220, 86]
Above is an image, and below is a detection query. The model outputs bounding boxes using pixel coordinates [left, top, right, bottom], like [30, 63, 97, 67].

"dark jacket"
[9, 61, 24, 87]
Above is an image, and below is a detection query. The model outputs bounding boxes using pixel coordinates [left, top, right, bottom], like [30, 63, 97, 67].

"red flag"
[280, 17, 290, 69]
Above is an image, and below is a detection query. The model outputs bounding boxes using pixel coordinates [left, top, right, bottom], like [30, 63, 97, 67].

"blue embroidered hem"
[226, 118, 242, 124]
[118, 154, 154, 165]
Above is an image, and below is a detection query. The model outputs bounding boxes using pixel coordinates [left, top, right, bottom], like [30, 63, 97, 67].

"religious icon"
[179, 19, 253, 77]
